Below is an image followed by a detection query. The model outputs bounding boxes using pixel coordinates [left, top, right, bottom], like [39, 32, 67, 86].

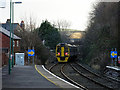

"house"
[1, 19, 25, 32]
[0, 26, 21, 66]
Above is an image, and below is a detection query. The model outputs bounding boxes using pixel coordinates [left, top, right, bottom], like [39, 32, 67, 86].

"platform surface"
[2, 65, 58, 88]
[2, 65, 79, 89]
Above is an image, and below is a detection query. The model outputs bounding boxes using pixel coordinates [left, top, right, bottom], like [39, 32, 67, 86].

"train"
[56, 43, 78, 62]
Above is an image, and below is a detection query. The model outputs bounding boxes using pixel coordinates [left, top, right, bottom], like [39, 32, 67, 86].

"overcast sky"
[0, 0, 97, 30]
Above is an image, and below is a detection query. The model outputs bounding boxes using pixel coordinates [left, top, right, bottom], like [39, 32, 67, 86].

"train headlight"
[65, 52, 68, 56]
[58, 52, 60, 56]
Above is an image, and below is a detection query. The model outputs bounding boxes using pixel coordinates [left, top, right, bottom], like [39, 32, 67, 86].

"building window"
[17, 41, 19, 47]
[13, 41, 15, 47]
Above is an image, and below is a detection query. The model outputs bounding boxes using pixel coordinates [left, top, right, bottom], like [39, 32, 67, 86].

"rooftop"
[0, 26, 21, 40]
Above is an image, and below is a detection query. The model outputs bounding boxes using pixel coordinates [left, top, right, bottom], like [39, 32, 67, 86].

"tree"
[52, 20, 71, 43]
[53, 19, 71, 31]
[15, 16, 39, 51]
[81, 2, 119, 71]
[14, 17, 50, 65]
[38, 20, 61, 49]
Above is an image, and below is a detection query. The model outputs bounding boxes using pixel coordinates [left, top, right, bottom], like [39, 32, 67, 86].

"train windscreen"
[64, 46, 68, 52]
[57, 46, 61, 52]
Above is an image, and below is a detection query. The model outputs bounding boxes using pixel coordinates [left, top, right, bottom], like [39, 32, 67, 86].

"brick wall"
[2, 53, 8, 65]
[2, 33, 10, 48]
[14, 40, 20, 52]
[2, 33, 20, 52]
[1, 32, 21, 66]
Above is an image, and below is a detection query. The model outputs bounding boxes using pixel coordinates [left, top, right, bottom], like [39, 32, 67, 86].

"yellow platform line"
[35, 65, 58, 86]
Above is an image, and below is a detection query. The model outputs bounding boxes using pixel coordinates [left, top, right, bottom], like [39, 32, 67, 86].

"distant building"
[0, 26, 21, 66]
[59, 30, 85, 44]
[69, 31, 85, 43]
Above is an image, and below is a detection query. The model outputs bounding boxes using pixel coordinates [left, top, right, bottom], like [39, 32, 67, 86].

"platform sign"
[111, 51, 117, 58]
[118, 56, 120, 64]
[28, 50, 35, 56]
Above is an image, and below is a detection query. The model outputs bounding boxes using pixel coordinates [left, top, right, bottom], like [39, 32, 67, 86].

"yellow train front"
[56, 43, 77, 62]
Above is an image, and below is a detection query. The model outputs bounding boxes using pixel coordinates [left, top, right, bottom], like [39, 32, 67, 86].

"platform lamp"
[11, 1, 22, 68]
[9, 0, 22, 74]
[9, 0, 12, 75]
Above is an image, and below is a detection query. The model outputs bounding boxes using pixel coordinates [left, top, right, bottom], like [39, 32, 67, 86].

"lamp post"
[9, 0, 12, 74]
[9, 0, 22, 74]
[11, 1, 22, 68]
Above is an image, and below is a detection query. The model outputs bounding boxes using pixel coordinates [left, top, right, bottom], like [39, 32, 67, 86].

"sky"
[0, 0, 97, 30]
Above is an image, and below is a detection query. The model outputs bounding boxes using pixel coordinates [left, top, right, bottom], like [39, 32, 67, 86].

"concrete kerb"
[35, 65, 79, 89]
[42, 65, 80, 88]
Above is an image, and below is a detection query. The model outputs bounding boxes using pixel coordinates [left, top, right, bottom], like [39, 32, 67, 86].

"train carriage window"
[70, 47, 77, 52]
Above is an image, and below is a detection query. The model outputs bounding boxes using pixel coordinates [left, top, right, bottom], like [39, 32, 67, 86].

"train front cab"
[56, 44, 70, 62]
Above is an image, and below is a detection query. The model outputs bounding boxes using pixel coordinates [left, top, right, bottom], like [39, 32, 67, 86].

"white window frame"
[17, 40, 19, 47]
[13, 40, 15, 47]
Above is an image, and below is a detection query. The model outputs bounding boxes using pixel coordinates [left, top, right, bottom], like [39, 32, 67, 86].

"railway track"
[64, 63, 113, 90]
[105, 75, 120, 83]
[48, 63, 118, 89]
[49, 63, 87, 89]
[61, 64, 87, 90]
[75, 62, 120, 83]
[71, 62, 119, 89]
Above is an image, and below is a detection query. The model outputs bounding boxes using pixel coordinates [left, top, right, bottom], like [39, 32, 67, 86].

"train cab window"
[65, 46, 68, 52]
[57, 47, 61, 52]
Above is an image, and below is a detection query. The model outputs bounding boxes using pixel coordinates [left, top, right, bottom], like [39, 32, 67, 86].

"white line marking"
[106, 66, 120, 71]
[42, 65, 79, 88]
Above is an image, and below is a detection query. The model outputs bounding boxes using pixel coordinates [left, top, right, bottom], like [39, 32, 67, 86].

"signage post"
[110, 48, 117, 66]
[118, 56, 120, 66]
[32, 47, 34, 64]
[28, 49, 35, 65]
[115, 48, 117, 66]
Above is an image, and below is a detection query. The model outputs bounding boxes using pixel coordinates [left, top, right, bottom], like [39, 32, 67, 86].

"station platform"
[2, 65, 79, 89]
[106, 66, 120, 71]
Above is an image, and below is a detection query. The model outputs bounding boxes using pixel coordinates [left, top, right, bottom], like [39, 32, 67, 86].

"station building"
[0, 26, 21, 67]
[0, 19, 25, 67]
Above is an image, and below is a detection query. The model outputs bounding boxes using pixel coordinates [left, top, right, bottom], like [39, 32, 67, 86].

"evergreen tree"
[38, 20, 61, 49]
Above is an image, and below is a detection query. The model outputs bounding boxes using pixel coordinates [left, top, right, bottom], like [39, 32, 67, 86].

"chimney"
[20, 21, 25, 31]
[6, 19, 10, 23]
